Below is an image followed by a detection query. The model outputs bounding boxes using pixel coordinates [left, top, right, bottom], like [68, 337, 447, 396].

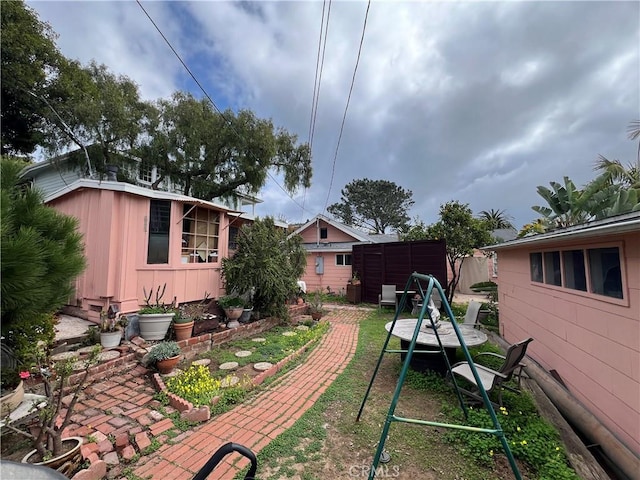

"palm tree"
[478, 209, 515, 230]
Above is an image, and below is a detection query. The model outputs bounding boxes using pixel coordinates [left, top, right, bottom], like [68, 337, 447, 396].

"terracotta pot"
[156, 355, 180, 374]
[22, 436, 83, 475]
[0, 379, 24, 416]
[173, 321, 194, 341]
[311, 312, 322, 321]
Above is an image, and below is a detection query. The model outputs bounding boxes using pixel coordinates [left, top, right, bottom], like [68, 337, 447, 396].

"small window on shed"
[320, 227, 328, 239]
[529, 253, 543, 282]
[563, 250, 587, 291]
[544, 251, 562, 286]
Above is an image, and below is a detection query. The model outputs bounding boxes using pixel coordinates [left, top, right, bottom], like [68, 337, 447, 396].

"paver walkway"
[133, 307, 363, 479]
[63, 306, 365, 480]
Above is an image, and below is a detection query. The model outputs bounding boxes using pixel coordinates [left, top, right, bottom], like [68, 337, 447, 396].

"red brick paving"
[63, 306, 365, 479]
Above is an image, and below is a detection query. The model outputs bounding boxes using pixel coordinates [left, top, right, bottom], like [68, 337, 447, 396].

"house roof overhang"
[289, 213, 378, 242]
[44, 179, 243, 214]
[484, 212, 640, 250]
[302, 241, 363, 253]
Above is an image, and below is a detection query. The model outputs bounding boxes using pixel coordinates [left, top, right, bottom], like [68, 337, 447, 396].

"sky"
[27, 1, 640, 230]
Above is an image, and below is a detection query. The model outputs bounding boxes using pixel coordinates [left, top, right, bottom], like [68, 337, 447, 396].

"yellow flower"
[555, 446, 560, 451]
[521, 440, 527, 445]
[489, 450, 494, 456]
[516, 426, 521, 432]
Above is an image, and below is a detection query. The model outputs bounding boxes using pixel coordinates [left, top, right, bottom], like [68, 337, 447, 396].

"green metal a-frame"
[356, 272, 522, 480]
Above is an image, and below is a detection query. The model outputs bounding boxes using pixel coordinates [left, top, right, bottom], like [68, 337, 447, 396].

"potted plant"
[218, 294, 245, 328]
[147, 340, 181, 374]
[99, 309, 127, 348]
[138, 284, 176, 341]
[307, 290, 326, 321]
[177, 294, 214, 340]
[4, 342, 101, 476]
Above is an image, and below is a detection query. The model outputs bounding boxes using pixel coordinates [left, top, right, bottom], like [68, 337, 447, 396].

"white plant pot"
[100, 331, 122, 349]
[138, 313, 175, 341]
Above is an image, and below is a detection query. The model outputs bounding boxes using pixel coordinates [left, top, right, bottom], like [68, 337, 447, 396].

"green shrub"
[166, 364, 221, 407]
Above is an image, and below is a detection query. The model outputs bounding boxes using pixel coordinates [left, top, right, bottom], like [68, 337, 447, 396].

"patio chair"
[461, 300, 482, 328]
[449, 337, 534, 407]
[378, 285, 398, 311]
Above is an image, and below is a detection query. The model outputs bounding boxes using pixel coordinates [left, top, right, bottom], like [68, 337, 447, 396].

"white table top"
[385, 319, 487, 349]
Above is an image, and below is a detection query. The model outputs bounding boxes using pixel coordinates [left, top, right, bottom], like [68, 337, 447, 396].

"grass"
[235, 308, 578, 480]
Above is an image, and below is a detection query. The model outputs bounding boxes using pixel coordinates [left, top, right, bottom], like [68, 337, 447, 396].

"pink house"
[290, 214, 398, 295]
[488, 212, 639, 454]
[40, 178, 254, 322]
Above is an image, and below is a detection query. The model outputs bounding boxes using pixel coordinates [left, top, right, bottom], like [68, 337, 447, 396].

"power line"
[302, 0, 331, 221]
[136, 0, 311, 215]
[323, 0, 371, 213]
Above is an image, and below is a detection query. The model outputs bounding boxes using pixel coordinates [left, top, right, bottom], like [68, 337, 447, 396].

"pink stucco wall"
[495, 231, 639, 453]
[49, 188, 228, 320]
[297, 219, 355, 295]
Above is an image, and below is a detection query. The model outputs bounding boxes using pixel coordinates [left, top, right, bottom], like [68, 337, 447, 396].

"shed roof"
[484, 211, 640, 250]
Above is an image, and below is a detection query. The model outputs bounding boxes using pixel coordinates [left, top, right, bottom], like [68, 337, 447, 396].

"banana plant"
[532, 176, 591, 228]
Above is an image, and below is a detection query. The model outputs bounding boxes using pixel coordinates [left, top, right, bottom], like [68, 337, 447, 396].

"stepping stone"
[220, 376, 240, 388]
[97, 350, 120, 362]
[50, 351, 80, 362]
[192, 359, 211, 366]
[163, 368, 183, 378]
[219, 361, 239, 370]
[251, 337, 266, 342]
[296, 325, 310, 331]
[235, 350, 252, 358]
[254, 362, 273, 372]
[282, 331, 297, 337]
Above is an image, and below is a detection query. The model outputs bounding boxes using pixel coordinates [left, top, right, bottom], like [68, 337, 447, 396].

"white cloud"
[26, 0, 640, 229]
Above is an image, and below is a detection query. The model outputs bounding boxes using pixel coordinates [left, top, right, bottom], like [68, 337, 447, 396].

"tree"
[1, 156, 86, 362]
[401, 201, 492, 304]
[477, 209, 514, 230]
[1, 0, 64, 155]
[221, 217, 306, 319]
[137, 92, 311, 200]
[327, 179, 414, 233]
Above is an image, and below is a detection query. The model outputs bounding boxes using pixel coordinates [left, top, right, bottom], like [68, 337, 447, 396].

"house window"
[147, 200, 170, 264]
[529, 245, 624, 300]
[182, 205, 219, 263]
[491, 252, 498, 277]
[588, 247, 622, 299]
[139, 161, 153, 183]
[228, 226, 239, 251]
[336, 254, 352, 266]
[562, 250, 587, 291]
[320, 227, 328, 239]
[543, 251, 561, 286]
[529, 253, 543, 282]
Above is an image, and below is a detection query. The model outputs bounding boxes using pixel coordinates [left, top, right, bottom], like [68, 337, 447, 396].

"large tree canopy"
[402, 201, 492, 303]
[327, 178, 414, 233]
[1, 0, 64, 155]
[138, 92, 311, 199]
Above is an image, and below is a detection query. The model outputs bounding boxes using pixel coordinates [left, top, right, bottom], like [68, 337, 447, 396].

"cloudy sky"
[27, 1, 640, 230]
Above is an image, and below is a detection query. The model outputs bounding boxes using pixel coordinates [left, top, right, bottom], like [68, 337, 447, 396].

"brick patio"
[63, 306, 365, 479]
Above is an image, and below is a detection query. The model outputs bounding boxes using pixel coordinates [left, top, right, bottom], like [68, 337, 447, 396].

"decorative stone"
[251, 337, 266, 342]
[97, 350, 120, 362]
[50, 351, 80, 361]
[296, 325, 310, 331]
[219, 361, 239, 370]
[253, 362, 273, 371]
[76, 346, 97, 354]
[282, 331, 297, 337]
[192, 358, 211, 366]
[163, 368, 183, 378]
[235, 350, 252, 358]
[220, 376, 240, 388]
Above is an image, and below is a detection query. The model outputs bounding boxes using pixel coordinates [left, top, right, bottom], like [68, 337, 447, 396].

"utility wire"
[136, 0, 311, 214]
[302, 0, 331, 221]
[323, 0, 371, 213]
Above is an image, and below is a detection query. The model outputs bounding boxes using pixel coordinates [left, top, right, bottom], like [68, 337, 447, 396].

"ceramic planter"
[239, 308, 253, 323]
[0, 379, 24, 416]
[22, 436, 83, 474]
[100, 330, 122, 349]
[138, 312, 175, 341]
[156, 355, 180, 374]
[224, 307, 243, 328]
[173, 321, 194, 341]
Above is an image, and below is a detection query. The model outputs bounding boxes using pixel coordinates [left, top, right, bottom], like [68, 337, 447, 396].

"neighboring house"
[290, 214, 399, 295]
[486, 212, 639, 453]
[20, 152, 274, 321]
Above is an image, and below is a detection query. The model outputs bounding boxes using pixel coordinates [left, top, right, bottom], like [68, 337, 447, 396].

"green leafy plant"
[100, 310, 128, 332]
[306, 290, 326, 316]
[139, 284, 175, 314]
[147, 341, 181, 363]
[166, 365, 222, 407]
[217, 294, 245, 310]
